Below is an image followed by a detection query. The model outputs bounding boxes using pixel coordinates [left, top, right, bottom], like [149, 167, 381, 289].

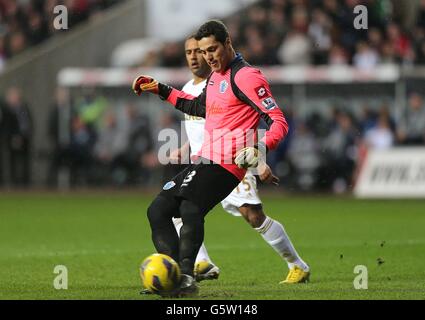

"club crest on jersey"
[219, 80, 228, 93]
[163, 181, 176, 190]
[262, 97, 277, 110]
[255, 86, 268, 99]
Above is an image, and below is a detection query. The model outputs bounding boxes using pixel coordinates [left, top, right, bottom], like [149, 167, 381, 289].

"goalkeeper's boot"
[159, 274, 198, 298]
[194, 261, 220, 282]
[280, 265, 310, 284]
[176, 274, 199, 297]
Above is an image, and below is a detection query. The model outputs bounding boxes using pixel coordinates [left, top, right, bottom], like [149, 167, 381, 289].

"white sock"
[255, 216, 309, 271]
[172, 218, 212, 264]
[172, 217, 183, 236]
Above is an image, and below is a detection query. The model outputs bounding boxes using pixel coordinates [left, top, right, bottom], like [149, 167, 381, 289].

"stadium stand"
[138, 0, 425, 68]
[0, 0, 120, 73]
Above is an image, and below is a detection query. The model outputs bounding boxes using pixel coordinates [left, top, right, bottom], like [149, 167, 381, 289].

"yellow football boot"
[280, 266, 310, 284]
[194, 261, 220, 282]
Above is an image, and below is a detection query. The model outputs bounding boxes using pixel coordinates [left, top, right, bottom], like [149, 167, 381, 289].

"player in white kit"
[170, 35, 310, 284]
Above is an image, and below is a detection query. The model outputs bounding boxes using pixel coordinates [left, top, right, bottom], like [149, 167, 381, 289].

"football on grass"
[140, 253, 181, 295]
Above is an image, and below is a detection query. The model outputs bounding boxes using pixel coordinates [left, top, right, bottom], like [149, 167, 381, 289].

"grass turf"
[0, 192, 424, 300]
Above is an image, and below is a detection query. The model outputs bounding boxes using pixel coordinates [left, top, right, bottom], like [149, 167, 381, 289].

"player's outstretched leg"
[173, 217, 220, 282]
[147, 195, 180, 262]
[239, 205, 310, 284]
[176, 199, 207, 296]
[141, 195, 182, 296]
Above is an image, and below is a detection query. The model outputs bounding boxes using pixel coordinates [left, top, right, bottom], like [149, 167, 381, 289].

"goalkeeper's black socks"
[179, 200, 205, 276]
[147, 195, 180, 262]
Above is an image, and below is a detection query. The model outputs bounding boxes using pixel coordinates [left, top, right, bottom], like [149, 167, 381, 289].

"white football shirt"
[182, 79, 207, 157]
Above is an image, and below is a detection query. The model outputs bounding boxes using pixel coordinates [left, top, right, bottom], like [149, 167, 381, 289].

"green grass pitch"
[1, 192, 424, 300]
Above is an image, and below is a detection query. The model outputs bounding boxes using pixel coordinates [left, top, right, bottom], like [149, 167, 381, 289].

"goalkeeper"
[133, 20, 305, 296]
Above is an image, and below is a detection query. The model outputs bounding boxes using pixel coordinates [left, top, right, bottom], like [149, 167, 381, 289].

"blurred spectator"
[47, 87, 72, 187]
[225, 18, 242, 49]
[122, 104, 154, 185]
[415, 15, 425, 65]
[306, 111, 330, 138]
[7, 30, 27, 56]
[320, 111, 358, 193]
[291, 4, 310, 33]
[267, 106, 294, 174]
[94, 111, 128, 164]
[367, 27, 383, 53]
[5, 87, 33, 187]
[308, 8, 332, 65]
[44, 0, 61, 35]
[278, 30, 312, 65]
[322, 0, 340, 23]
[0, 35, 6, 72]
[397, 92, 425, 145]
[160, 42, 184, 67]
[287, 122, 321, 190]
[26, 9, 49, 45]
[246, 37, 273, 65]
[66, 115, 97, 186]
[267, 5, 287, 39]
[416, 41, 425, 65]
[75, 88, 107, 127]
[378, 104, 396, 133]
[94, 111, 129, 185]
[65, 0, 91, 27]
[358, 105, 377, 134]
[0, 97, 6, 186]
[353, 41, 379, 70]
[364, 114, 394, 150]
[328, 43, 349, 65]
[242, 4, 269, 36]
[380, 41, 398, 63]
[337, 0, 366, 55]
[386, 22, 412, 63]
[417, 0, 425, 30]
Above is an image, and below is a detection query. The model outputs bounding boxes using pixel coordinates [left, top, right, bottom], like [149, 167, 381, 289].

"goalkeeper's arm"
[132, 75, 206, 118]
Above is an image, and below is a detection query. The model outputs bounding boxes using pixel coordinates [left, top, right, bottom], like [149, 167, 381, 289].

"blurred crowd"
[140, 0, 425, 68]
[0, 0, 119, 72]
[44, 88, 158, 187]
[1, 87, 425, 191]
[3, 0, 425, 70]
[0, 87, 32, 187]
[268, 93, 425, 193]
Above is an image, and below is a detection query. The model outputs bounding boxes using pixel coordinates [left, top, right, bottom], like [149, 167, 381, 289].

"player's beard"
[194, 63, 211, 79]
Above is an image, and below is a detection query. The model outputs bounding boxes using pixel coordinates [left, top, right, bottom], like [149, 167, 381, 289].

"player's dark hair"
[195, 20, 229, 44]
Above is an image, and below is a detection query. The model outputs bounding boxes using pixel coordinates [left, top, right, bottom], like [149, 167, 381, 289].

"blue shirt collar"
[227, 53, 243, 70]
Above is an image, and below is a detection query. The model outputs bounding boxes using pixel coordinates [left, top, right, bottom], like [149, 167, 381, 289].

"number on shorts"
[182, 170, 196, 187]
[236, 177, 251, 193]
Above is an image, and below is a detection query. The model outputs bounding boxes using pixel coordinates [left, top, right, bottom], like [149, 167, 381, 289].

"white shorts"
[220, 171, 261, 216]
